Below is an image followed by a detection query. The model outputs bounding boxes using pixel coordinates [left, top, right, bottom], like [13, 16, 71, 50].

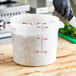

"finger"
[61, 5, 66, 16]
[55, 1, 61, 13]
[53, 0, 56, 6]
[70, 7, 74, 14]
[68, 7, 74, 20]
[56, 7, 61, 13]
[68, 11, 74, 20]
[53, 0, 58, 9]
[65, 7, 70, 19]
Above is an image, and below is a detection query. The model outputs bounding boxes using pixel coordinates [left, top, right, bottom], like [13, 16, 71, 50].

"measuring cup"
[10, 14, 64, 66]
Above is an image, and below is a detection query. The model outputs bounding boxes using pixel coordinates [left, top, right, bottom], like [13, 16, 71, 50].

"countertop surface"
[0, 37, 76, 76]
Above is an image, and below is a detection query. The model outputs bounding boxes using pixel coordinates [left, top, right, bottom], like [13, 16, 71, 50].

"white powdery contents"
[12, 33, 45, 66]
[12, 33, 38, 65]
[12, 32, 57, 66]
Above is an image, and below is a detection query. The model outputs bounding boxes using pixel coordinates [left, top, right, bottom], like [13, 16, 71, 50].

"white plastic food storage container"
[10, 14, 64, 66]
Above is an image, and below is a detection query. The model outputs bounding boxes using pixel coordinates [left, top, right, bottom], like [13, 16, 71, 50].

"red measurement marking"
[41, 36, 43, 52]
[44, 51, 47, 53]
[41, 26, 43, 53]
[36, 50, 47, 53]
[36, 26, 48, 54]
[2, 25, 5, 27]
[44, 26, 48, 29]
[36, 50, 40, 53]
[41, 51, 43, 53]
[44, 38, 48, 40]
[36, 37, 40, 39]
[37, 26, 40, 28]
[42, 26, 43, 32]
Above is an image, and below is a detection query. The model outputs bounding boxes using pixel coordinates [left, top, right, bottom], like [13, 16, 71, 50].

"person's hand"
[53, 0, 74, 20]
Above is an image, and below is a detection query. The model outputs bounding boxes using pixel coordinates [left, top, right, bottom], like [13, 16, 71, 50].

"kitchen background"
[0, 0, 76, 45]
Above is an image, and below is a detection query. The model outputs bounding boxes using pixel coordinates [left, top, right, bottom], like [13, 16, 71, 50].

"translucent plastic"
[10, 14, 64, 66]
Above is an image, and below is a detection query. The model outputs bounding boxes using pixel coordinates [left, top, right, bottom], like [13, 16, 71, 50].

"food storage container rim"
[10, 14, 60, 25]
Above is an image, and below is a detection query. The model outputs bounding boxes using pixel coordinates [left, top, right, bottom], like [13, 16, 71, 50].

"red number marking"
[41, 36, 43, 52]
[41, 51, 43, 53]
[36, 37, 40, 39]
[36, 50, 40, 53]
[36, 50, 47, 53]
[2, 25, 5, 27]
[44, 51, 47, 53]
[44, 26, 48, 29]
[44, 38, 48, 40]
[37, 26, 40, 28]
